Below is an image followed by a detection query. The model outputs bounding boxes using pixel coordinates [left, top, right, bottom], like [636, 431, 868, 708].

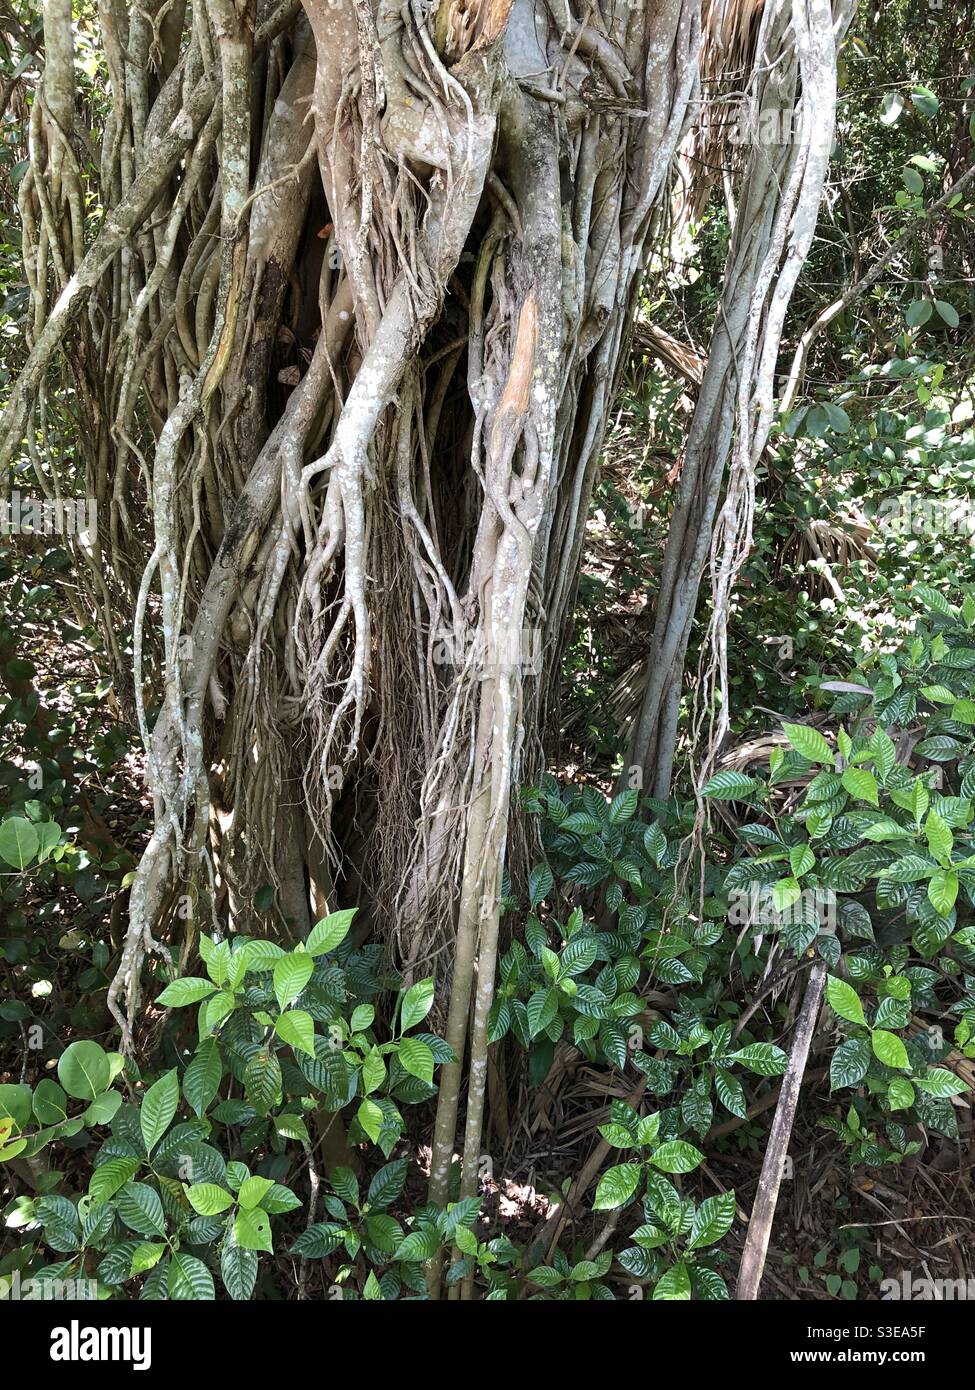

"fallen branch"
[735, 958, 826, 1299]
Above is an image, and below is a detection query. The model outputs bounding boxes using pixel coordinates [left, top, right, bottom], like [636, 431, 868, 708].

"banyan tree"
[0, 0, 851, 1234]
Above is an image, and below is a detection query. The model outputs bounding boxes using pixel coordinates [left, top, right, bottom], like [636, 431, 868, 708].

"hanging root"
[688, 0, 854, 858]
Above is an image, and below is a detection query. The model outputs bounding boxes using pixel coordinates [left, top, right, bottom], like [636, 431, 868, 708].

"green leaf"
[453, 1224, 478, 1256]
[329, 1167, 359, 1206]
[273, 952, 314, 1011]
[869, 728, 897, 782]
[862, 819, 914, 843]
[183, 1040, 221, 1117]
[701, 770, 757, 801]
[357, 1099, 384, 1144]
[915, 1067, 968, 1098]
[952, 700, 975, 725]
[714, 1068, 747, 1118]
[89, 1156, 141, 1206]
[934, 299, 959, 328]
[887, 1078, 915, 1112]
[32, 1079, 68, 1126]
[772, 877, 802, 913]
[185, 1183, 234, 1216]
[636, 1115, 661, 1150]
[884, 854, 936, 883]
[804, 405, 830, 439]
[871, 1029, 910, 1071]
[782, 723, 832, 764]
[34, 822, 61, 862]
[397, 1037, 435, 1086]
[350, 1004, 374, 1032]
[599, 1123, 637, 1148]
[117, 1181, 166, 1237]
[593, 1162, 642, 1209]
[905, 299, 932, 329]
[688, 1191, 736, 1250]
[85, 1091, 122, 1125]
[240, 939, 287, 972]
[367, 1159, 409, 1209]
[395, 1226, 442, 1261]
[58, 1041, 111, 1101]
[925, 811, 953, 864]
[841, 767, 879, 807]
[275, 1114, 310, 1143]
[826, 975, 866, 1027]
[0, 816, 40, 869]
[609, 789, 639, 822]
[928, 870, 958, 917]
[202, 938, 231, 986]
[169, 1251, 215, 1300]
[364, 1211, 405, 1254]
[291, 1223, 344, 1258]
[643, 823, 667, 864]
[789, 844, 815, 878]
[238, 1175, 274, 1210]
[0, 1083, 33, 1130]
[910, 85, 939, 117]
[830, 1036, 871, 1091]
[221, 1241, 258, 1300]
[824, 404, 851, 434]
[140, 1069, 179, 1154]
[915, 735, 964, 761]
[130, 1242, 165, 1276]
[202, 990, 237, 1033]
[692, 1268, 730, 1300]
[400, 978, 435, 1032]
[244, 1049, 282, 1115]
[528, 863, 554, 906]
[306, 908, 357, 957]
[234, 1207, 273, 1254]
[650, 1140, 704, 1174]
[157, 977, 217, 1007]
[526, 987, 559, 1038]
[361, 1047, 386, 1096]
[880, 91, 904, 124]
[561, 936, 598, 976]
[653, 1262, 692, 1300]
[725, 1044, 788, 1077]
[274, 1009, 316, 1058]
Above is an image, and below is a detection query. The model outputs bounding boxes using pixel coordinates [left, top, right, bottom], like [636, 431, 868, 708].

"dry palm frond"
[780, 504, 878, 601]
[631, 321, 706, 386]
[677, 0, 767, 227]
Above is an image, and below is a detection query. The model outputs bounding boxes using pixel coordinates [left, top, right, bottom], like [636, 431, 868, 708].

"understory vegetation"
[1, 0, 974, 1305]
